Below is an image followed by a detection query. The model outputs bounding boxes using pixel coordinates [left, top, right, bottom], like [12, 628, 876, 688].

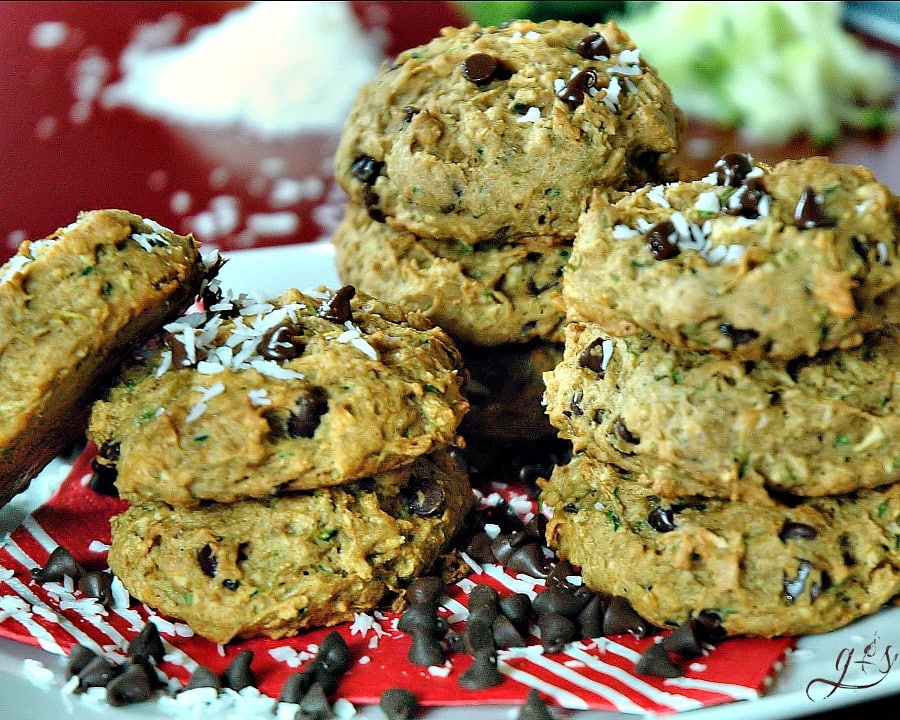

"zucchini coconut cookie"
[89, 285, 469, 506]
[334, 18, 685, 244]
[544, 322, 899, 502]
[0, 209, 210, 508]
[108, 449, 473, 644]
[564, 154, 900, 360]
[541, 453, 900, 638]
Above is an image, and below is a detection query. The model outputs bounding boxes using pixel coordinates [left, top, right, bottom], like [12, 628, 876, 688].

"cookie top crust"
[0, 209, 209, 506]
[89, 285, 469, 506]
[335, 19, 685, 243]
[565, 154, 900, 360]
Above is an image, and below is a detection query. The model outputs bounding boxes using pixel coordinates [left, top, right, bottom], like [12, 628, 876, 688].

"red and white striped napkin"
[0, 446, 794, 715]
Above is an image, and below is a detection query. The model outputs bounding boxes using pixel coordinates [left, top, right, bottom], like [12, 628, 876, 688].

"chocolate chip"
[490, 532, 529, 564]
[719, 323, 759, 347]
[647, 220, 680, 260]
[398, 602, 447, 637]
[407, 625, 446, 667]
[723, 177, 766, 218]
[462, 528, 495, 564]
[635, 641, 683, 678]
[694, 610, 726, 643]
[197, 544, 218, 578]
[614, 418, 638, 444]
[499, 593, 533, 635]
[407, 575, 444, 607]
[784, 558, 813, 602]
[577, 32, 610, 59]
[78, 656, 121, 690]
[183, 665, 222, 693]
[380, 688, 418, 720]
[714, 153, 754, 188]
[577, 337, 607, 375]
[299, 681, 333, 719]
[538, 612, 577, 653]
[259, 322, 306, 361]
[288, 388, 329, 438]
[318, 285, 356, 323]
[568, 388, 584, 416]
[78, 570, 114, 608]
[88, 454, 119, 497]
[106, 662, 154, 706]
[505, 542, 548, 577]
[795, 186, 835, 229]
[662, 621, 704, 657]
[465, 614, 497, 653]
[31, 546, 83, 583]
[517, 688, 554, 720]
[780, 521, 819, 542]
[468, 584, 500, 616]
[350, 155, 383, 185]
[576, 593, 606, 639]
[403, 475, 445, 517]
[68, 644, 99, 678]
[279, 671, 313, 704]
[533, 586, 590, 619]
[461, 53, 508, 85]
[127, 622, 165, 664]
[222, 649, 255, 691]
[402, 106, 420, 123]
[556, 68, 597, 108]
[493, 614, 528, 649]
[603, 596, 652, 637]
[459, 648, 503, 689]
[164, 330, 194, 368]
[546, 558, 579, 587]
[317, 631, 351, 675]
[222, 579, 240, 591]
[648, 507, 677, 532]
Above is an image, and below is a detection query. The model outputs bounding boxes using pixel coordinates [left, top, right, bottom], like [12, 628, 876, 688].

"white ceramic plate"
[1, 242, 898, 720]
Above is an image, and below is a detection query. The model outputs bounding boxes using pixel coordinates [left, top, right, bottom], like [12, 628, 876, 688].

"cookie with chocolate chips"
[332, 202, 568, 347]
[565, 155, 900, 360]
[108, 449, 473, 644]
[0, 209, 210, 508]
[543, 321, 899, 501]
[541, 453, 900, 637]
[334, 19, 684, 244]
[88, 285, 469, 506]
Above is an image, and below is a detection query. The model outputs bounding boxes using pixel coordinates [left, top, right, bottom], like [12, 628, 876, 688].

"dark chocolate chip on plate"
[635, 641, 684, 678]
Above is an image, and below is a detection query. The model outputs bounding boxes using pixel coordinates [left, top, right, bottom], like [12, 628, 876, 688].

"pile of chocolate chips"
[31, 546, 115, 608]
[391, 481, 729, 691]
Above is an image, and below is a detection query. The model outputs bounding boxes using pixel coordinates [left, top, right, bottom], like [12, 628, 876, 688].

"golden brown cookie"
[0, 209, 210, 507]
[543, 322, 899, 501]
[335, 19, 685, 243]
[541, 453, 900, 637]
[108, 449, 473, 644]
[565, 155, 900, 360]
[89, 285, 469, 506]
[332, 202, 568, 346]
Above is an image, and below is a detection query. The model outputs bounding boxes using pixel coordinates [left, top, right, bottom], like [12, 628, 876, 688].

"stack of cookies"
[89, 283, 473, 644]
[541, 153, 900, 637]
[331, 18, 685, 454]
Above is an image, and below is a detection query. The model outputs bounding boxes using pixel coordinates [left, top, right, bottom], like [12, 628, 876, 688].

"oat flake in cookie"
[541, 454, 900, 638]
[108, 449, 473, 644]
[0, 209, 210, 507]
[88, 285, 469, 506]
[565, 155, 900, 360]
[544, 322, 899, 501]
[334, 19, 685, 243]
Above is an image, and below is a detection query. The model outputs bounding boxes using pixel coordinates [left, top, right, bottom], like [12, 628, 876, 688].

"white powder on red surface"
[100, 1, 386, 136]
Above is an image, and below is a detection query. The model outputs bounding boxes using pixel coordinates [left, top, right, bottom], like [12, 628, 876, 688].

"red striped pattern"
[0, 447, 794, 713]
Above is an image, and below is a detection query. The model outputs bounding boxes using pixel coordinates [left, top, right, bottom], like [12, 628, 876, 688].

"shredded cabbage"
[616, 1, 898, 144]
